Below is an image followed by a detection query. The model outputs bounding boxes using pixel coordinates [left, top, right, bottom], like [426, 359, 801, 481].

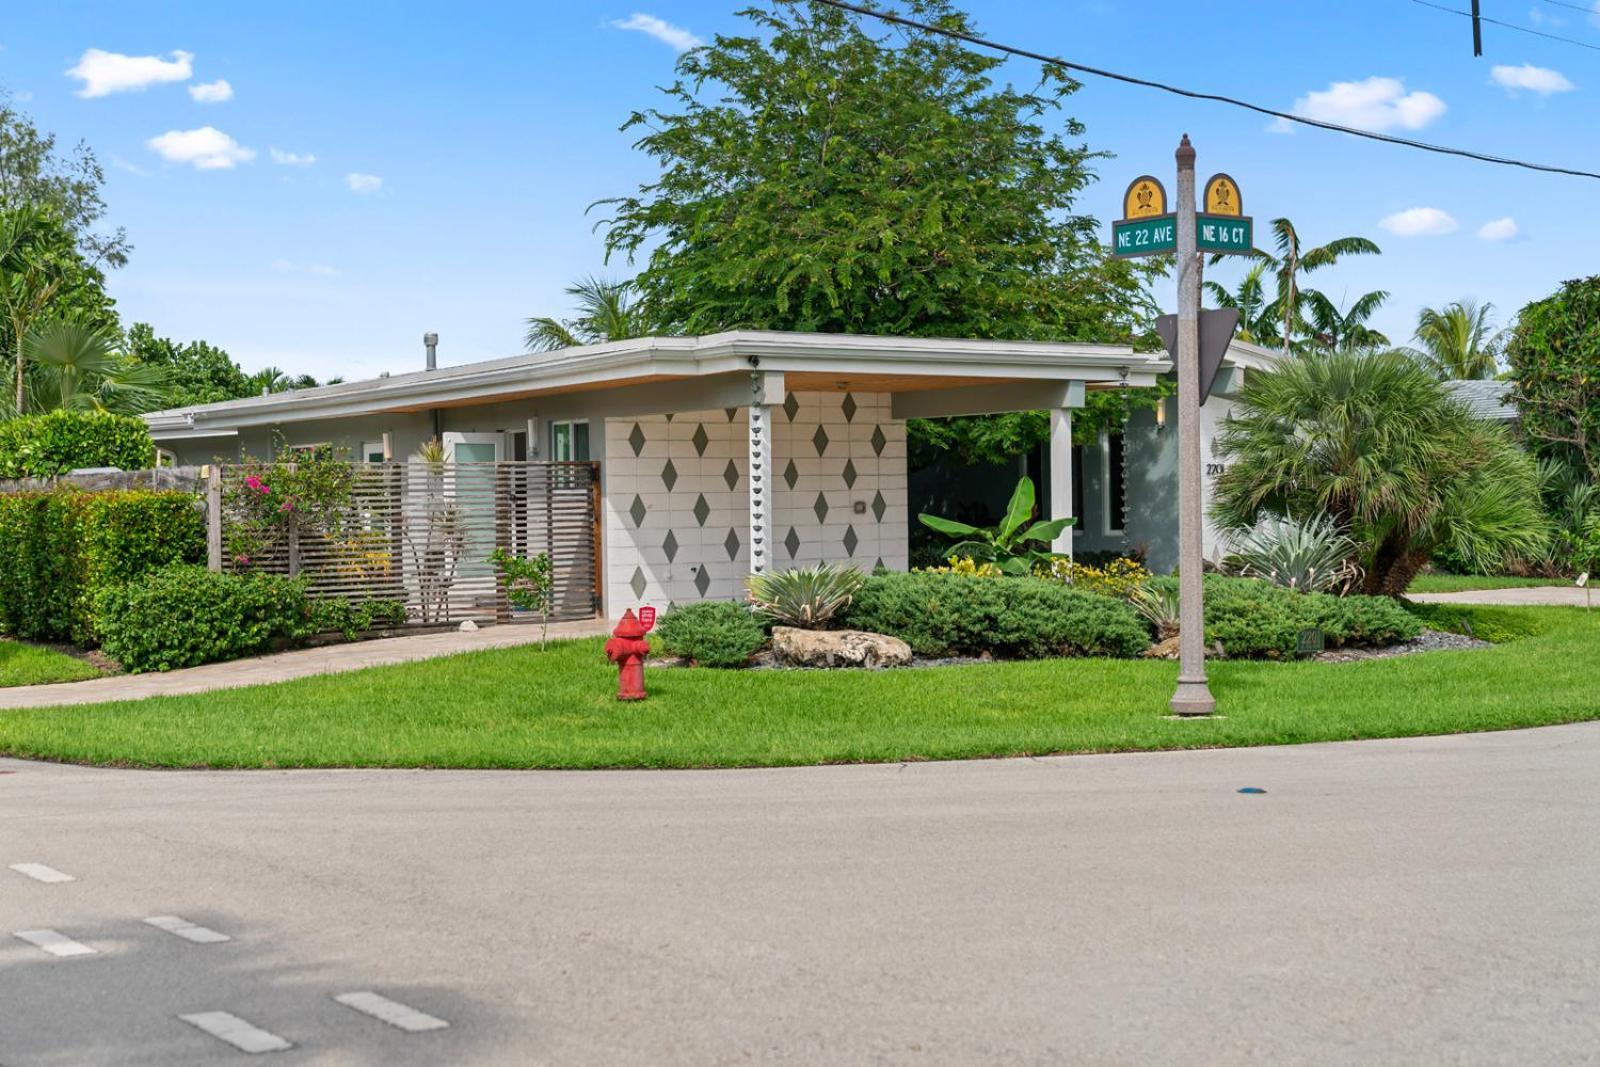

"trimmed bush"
[307, 597, 409, 639]
[95, 565, 316, 673]
[656, 601, 766, 668]
[0, 488, 204, 643]
[1151, 575, 1423, 659]
[840, 571, 1150, 659]
[0, 411, 155, 480]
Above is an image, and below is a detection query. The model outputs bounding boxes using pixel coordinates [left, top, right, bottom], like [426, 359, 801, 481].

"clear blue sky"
[2, 1, 1595, 380]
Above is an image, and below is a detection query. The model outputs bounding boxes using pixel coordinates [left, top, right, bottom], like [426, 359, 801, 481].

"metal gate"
[211, 460, 600, 623]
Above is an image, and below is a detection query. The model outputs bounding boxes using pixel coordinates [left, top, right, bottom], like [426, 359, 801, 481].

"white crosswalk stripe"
[178, 1011, 292, 1054]
[8, 863, 74, 884]
[14, 929, 96, 957]
[334, 991, 450, 1032]
[143, 915, 232, 944]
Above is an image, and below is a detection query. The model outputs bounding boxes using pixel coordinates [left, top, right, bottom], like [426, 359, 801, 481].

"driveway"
[4, 725, 1599, 1065]
[1410, 585, 1592, 607]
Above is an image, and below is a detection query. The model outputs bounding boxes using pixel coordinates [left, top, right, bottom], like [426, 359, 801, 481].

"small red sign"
[638, 606, 658, 632]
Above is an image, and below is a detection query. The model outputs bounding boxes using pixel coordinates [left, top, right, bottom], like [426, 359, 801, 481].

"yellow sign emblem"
[1122, 175, 1167, 220]
[1204, 173, 1243, 217]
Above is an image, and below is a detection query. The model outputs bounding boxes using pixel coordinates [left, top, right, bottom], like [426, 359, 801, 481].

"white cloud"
[1379, 207, 1459, 237]
[1477, 216, 1520, 241]
[345, 172, 383, 193]
[188, 78, 233, 103]
[269, 147, 316, 166]
[1290, 76, 1446, 133]
[67, 48, 193, 98]
[146, 126, 255, 170]
[1491, 63, 1575, 95]
[610, 13, 704, 51]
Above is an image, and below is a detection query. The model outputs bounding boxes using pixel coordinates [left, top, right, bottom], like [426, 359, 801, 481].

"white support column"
[747, 371, 780, 575]
[1048, 407, 1075, 558]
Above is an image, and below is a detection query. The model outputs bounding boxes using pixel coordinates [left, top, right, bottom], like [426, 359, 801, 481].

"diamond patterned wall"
[603, 391, 909, 614]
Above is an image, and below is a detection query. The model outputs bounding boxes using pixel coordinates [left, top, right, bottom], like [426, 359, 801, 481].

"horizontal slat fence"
[213, 461, 600, 624]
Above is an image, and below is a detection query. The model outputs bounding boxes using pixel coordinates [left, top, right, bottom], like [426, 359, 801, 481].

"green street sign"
[1111, 214, 1177, 258]
[1197, 214, 1254, 254]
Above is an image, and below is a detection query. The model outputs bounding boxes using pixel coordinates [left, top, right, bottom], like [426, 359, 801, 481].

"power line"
[1410, 0, 1600, 52]
[811, 0, 1600, 181]
[1529, 0, 1600, 15]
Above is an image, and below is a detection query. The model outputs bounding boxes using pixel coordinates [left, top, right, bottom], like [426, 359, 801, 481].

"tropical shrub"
[1035, 556, 1150, 599]
[0, 410, 154, 479]
[1129, 581, 1180, 641]
[655, 601, 766, 668]
[1222, 512, 1359, 593]
[95, 565, 317, 673]
[839, 571, 1149, 659]
[745, 562, 865, 628]
[918, 476, 1073, 576]
[0, 487, 203, 643]
[223, 455, 356, 571]
[916, 555, 1003, 578]
[1147, 575, 1422, 659]
[1213, 350, 1548, 596]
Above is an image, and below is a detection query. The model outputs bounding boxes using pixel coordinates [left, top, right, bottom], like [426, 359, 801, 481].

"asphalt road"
[4, 724, 1599, 1065]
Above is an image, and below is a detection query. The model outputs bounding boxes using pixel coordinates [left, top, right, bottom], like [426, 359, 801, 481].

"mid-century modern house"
[144, 331, 1280, 620]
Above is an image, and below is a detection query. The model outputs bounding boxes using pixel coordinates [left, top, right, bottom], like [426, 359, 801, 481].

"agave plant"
[918, 476, 1073, 576]
[1130, 580, 1181, 641]
[1224, 512, 1359, 594]
[745, 562, 865, 628]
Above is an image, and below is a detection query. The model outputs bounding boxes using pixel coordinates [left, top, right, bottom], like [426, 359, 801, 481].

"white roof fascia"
[146, 331, 1167, 436]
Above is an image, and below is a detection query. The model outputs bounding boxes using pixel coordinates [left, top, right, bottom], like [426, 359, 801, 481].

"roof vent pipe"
[424, 332, 439, 371]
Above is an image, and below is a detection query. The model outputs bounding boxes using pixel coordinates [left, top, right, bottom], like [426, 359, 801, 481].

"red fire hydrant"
[605, 609, 652, 701]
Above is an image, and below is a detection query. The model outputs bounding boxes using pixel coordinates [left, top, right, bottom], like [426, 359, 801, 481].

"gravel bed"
[1311, 628, 1490, 663]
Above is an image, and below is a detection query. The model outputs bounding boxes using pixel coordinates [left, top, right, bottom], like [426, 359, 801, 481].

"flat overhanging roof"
[145, 330, 1173, 436]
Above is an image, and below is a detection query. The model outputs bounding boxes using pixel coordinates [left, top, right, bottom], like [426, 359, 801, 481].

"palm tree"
[1212, 349, 1547, 595]
[1265, 218, 1382, 353]
[1301, 288, 1391, 352]
[0, 208, 65, 415]
[24, 320, 171, 414]
[1202, 261, 1276, 344]
[1403, 300, 1503, 380]
[524, 276, 652, 352]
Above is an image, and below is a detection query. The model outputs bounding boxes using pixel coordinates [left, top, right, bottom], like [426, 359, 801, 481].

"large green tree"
[0, 98, 129, 268]
[125, 322, 251, 407]
[1213, 350, 1547, 596]
[1261, 218, 1381, 353]
[599, 0, 1155, 343]
[1506, 277, 1600, 483]
[525, 276, 653, 351]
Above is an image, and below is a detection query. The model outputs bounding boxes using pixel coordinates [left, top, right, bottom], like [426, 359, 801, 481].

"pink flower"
[244, 475, 270, 495]
[279, 501, 295, 513]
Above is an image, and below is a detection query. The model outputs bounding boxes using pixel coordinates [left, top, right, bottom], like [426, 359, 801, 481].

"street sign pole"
[1170, 134, 1216, 717]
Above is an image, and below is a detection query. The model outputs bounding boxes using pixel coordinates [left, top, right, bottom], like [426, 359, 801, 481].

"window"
[1071, 444, 1086, 525]
[550, 420, 590, 461]
[281, 442, 332, 462]
[1103, 431, 1126, 535]
[360, 440, 387, 463]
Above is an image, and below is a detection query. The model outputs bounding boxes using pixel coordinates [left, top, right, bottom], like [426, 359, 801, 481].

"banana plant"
[917, 476, 1074, 576]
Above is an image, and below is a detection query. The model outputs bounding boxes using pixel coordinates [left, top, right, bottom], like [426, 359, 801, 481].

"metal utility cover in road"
[1156, 308, 1241, 404]
[1112, 214, 1178, 257]
[1196, 214, 1253, 254]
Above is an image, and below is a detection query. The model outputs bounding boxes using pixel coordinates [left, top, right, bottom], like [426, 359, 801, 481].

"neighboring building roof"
[145, 330, 1171, 437]
[1444, 379, 1517, 422]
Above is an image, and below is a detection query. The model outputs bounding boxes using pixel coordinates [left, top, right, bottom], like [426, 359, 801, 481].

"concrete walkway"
[1410, 584, 1593, 607]
[0, 619, 610, 711]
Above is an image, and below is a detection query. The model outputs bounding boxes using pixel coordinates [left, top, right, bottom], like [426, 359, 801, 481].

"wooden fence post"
[286, 513, 301, 578]
[206, 464, 223, 572]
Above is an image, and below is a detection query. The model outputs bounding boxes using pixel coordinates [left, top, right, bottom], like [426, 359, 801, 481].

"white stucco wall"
[603, 391, 909, 614]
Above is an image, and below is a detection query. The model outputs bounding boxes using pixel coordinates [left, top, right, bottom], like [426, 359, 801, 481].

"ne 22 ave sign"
[1111, 214, 1254, 257]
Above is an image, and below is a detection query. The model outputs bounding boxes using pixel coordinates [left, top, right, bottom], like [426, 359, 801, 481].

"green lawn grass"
[0, 641, 104, 689]
[1407, 573, 1567, 594]
[0, 606, 1593, 770]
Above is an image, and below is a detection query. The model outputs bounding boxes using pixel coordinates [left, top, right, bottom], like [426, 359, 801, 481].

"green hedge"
[95, 565, 317, 673]
[656, 601, 767, 667]
[0, 411, 155, 480]
[840, 571, 1150, 659]
[1160, 575, 1424, 659]
[0, 488, 205, 644]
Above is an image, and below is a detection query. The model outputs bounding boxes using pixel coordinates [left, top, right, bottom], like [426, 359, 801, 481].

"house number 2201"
[1205, 463, 1227, 477]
